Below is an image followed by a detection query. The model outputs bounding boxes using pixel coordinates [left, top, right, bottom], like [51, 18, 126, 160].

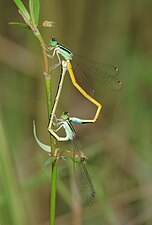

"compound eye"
[52, 38, 56, 42]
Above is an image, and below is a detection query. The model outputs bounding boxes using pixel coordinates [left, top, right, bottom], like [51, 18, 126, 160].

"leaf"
[29, 0, 40, 26]
[9, 22, 30, 30]
[13, 0, 31, 21]
[33, 121, 51, 153]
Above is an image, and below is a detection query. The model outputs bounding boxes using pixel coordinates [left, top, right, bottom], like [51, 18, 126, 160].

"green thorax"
[61, 112, 76, 140]
[50, 38, 73, 60]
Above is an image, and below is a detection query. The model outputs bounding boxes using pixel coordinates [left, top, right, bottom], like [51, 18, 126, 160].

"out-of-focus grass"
[0, 113, 28, 225]
[0, 0, 152, 225]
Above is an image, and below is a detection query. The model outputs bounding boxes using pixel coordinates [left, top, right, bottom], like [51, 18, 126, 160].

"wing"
[73, 55, 122, 91]
[73, 158, 95, 205]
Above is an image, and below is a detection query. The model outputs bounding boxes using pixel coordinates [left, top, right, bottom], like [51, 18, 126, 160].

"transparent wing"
[72, 60, 95, 96]
[73, 150, 95, 205]
[73, 55, 122, 91]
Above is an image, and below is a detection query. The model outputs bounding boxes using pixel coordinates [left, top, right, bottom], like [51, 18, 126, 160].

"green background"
[0, 0, 152, 224]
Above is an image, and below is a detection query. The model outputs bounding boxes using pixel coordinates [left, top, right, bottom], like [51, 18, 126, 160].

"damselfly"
[51, 112, 95, 204]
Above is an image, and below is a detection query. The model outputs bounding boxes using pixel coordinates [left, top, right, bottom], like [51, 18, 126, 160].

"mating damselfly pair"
[34, 38, 122, 205]
[47, 38, 122, 127]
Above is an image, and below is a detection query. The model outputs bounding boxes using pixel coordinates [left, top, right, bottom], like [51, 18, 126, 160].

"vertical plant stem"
[36, 32, 54, 152]
[50, 161, 57, 225]
[36, 32, 57, 225]
[13, 8, 58, 225]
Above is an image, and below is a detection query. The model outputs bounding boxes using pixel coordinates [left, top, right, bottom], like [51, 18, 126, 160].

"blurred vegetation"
[0, 0, 152, 225]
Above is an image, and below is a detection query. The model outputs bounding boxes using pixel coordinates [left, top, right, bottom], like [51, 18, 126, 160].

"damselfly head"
[50, 38, 58, 46]
[61, 112, 69, 120]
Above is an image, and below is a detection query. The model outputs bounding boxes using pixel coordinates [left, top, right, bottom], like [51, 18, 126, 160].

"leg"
[48, 122, 70, 142]
[50, 113, 61, 123]
[53, 124, 64, 132]
[51, 52, 61, 70]
[47, 48, 56, 59]
[43, 45, 54, 52]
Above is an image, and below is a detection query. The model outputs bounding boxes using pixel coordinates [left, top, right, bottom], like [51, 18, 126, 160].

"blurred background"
[0, 0, 152, 225]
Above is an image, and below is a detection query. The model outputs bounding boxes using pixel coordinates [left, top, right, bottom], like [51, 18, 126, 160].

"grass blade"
[29, 0, 40, 26]
[0, 114, 28, 225]
[33, 121, 51, 153]
[9, 22, 30, 29]
[12, 0, 30, 20]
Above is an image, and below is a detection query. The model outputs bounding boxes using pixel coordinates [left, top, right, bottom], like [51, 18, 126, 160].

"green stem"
[35, 31, 54, 152]
[35, 31, 57, 225]
[16, 8, 58, 225]
[50, 161, 57, 225]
